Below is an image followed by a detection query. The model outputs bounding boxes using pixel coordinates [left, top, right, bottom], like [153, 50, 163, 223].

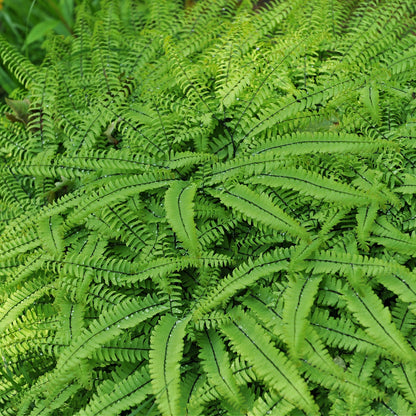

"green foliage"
[0, 0, 97, 96]
[1, 0, 416, 414]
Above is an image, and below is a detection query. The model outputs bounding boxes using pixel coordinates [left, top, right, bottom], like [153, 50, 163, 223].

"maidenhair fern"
[1, 0, 416, 414]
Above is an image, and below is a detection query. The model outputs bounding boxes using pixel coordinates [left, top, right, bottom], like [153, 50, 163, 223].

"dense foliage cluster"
[0, 0, 85, 96]
[1, 0, 416, 414]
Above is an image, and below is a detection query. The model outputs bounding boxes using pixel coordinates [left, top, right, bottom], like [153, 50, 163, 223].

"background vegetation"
[0, 0, 101, 97]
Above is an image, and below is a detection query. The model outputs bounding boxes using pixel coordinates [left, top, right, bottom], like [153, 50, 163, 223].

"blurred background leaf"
[23, 18, 60, 49]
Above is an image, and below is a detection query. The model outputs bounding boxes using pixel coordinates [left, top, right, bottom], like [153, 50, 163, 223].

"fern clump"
[1, 0, 416, 414]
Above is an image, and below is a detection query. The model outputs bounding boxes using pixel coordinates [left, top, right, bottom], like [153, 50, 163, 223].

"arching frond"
[210, 184, 310, 241]
[149, 314, 191, 416]
[281, 274, 322, 359]
[197, 328, 247, 412]
[165, 181, 200, 256]
[221, 308, 319, 415]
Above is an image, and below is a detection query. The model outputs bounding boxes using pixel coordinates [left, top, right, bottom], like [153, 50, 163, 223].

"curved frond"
[221, 308, 319, 415]
[197, 328, 247, 412]
[149, 314, 191, 416]
[210, 184, 310, 242]
[165, 181, 200, 256]
[282, 274, 322, 359]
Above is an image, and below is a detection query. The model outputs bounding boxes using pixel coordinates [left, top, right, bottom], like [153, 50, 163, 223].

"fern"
[1, 0, 416, 414]
[281, 274, 322, 359]
[197, 328, 246, 412]
[164, 181, 200, 257]
[220, 308, 319, 415]
[149, 314, 191, 416]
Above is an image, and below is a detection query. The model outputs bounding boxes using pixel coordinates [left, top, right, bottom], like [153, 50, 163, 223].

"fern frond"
[165, 181, 200, 257]
[67, 171, 176, 226]
[76, 367, 152, 416]
[343, 285, 416, 363]
[249, 131, 392, 157]
[23, 295, 167, 413]
[356, 203, 379, 251]
[311, 307, 382, 354]
[282, 274, 322, 359]
[92, 334, 149, 363]
[210, 184, 310, 241]
[374, 393, 416, 416]
[0, 278, 52, 335]
[192, 248, 291, 320]
[221, 308, 319, 415]
[249, 167, 375, 206]
[309, 250, 416, 313]
[0, 35, 38, 87]
[184, 374, 218, 416]
[247, 390, 294, 416]
[370, 216, 416, 256]
[37, 215, 64, 259]
[149, 314, 191, 416]
[391, 299, 416, 336]
[197, 328, 247, 412]
[25, 382, 81, 416]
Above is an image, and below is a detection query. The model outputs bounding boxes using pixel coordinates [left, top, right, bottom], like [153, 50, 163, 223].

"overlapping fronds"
[1, 0, 416, 414]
